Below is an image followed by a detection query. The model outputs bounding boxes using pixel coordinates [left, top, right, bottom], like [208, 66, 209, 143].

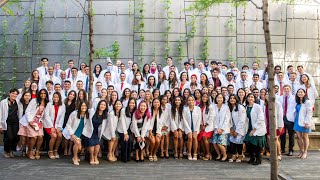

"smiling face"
[152, 99, 160, 109]
[229, 95, 236, 105]
[139, 102, 147, 113]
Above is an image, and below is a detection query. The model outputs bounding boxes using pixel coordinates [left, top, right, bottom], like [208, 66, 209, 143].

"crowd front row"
[0, 85, 314, 166]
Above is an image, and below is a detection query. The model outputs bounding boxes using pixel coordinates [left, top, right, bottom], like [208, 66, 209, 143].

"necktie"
[45, 67, 48, 75]
[280, 82, 283, 95]
[67, 70, 70, 78]
[291, 81, 295, 95]
[85, 76, 89, 92]
[121, 82, 124, 91]
[284, 96, 288, 116]
[98, 92, 101, 97]
[190, 111, 194, 132]
[242, 81, 245, 88]
[65, 91, 67, 97]
[262, 71, 266, 80]
[138, 84, 141, 92]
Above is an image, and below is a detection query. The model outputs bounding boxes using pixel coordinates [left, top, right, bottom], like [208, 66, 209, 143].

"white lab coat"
[0, 99, 20, 130]
[43, 103, 66, 129]
[182, 106, 201, 134]
[213, 104, 232, 134]
[62, 110, 93, 139]
[116, 109, 131, 134]
[246, 103, 266, 136]
[202, 104, 216, 133]
[230, 104, 247, 136]
[130, 113, 150, 138]
[170, 108, 184, 132]
[103, 110, 119, 140]
[277, 94, 296, 122]
[296, 100, 314, 128]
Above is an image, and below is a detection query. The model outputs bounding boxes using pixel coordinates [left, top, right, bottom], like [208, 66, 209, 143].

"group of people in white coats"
[0, 57, 318, 166]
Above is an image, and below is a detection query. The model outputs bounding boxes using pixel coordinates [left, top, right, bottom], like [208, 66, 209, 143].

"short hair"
[227, 84, 234, 88]
[9, 88, 19, 94]
[64, 80, 71, 84]
[290, 72, 297, 75]
[46, 80, 54, 85]
[287, 65, 293, 69]
[54, 83, 61, 87]
[54, 62, 60, 65]
[210, 61, 217, 65]
[253, 73, 260, 77]
[226, 72, 234, 76]
[68, 59, 74, 63]
[76, 80, 83, 84]
[274, 65, 281, 70]
[297, 65, 304, 69]
[242, 65, 249, 69]
[283, 84, 291, 89]
[41, 57, 48, 62]
[71, 67, 78, 71]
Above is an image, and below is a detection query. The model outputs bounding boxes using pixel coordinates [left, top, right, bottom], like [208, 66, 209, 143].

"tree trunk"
[88, 0, 94, 108]
[0, 0, 9, 8]
[262, 0, 277, 179]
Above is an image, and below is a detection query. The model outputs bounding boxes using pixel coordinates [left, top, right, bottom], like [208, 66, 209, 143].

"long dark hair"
[171, 96, 184, 122]
[95, 100, 108, 119]
[76, 89, 88, 108]
[228, 94, 240, 112]
[295, 88, 308, 104]
[168, 71, 178, 89]
[125, 98, 136, 118]
[120, 88, 131, 102]
[93, 64, 102, 77]
[52, 92, 63, 106]
[200, 73, 209, 87]
[237, 88, 246, 105]
[199, 93, 210, 114]
[245, 93, 256, 106]
[36, 89, 49, 107]
[113, 100, 122, 118]
[76, 101, 89, 119]
[64, 90, 77, 105]
[151, 98, 162, 117]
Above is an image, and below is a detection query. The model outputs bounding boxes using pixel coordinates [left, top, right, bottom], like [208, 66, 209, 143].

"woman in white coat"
[244, 93, 266, 165]
[293, 88, 313, 159]
[183, 96, 201, 161]
[227, 94, 247, 162]
[44, 92, 66, 159]
[25, 89, 50, 160]
[117, 98, 136, 163]
[92, 88, 107, 111]
[156, 70, 169, 95]
[105, 100, 122, 162]
[0, 89, 20, 158]
[263, 96, 284, 160]
[17, 91, 32, 157]
[85, 100, 108, 165]
[212, 93, 232, 162]
[62, 101, 93, 165]
[299, 74, 319, 107]
[148, 98, 162, 161]
[159, 95, 171, 159]
[178, 72, 190, 93]
[130, 101, 151, 162]
[170, 96, 184, 159]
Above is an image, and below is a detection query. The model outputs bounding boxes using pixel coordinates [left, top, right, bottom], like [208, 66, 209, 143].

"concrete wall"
[0, 0, 319, 91]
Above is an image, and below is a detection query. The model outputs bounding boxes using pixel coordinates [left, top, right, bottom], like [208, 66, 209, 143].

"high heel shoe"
[72, 157, 79, 165]
[174, 153, 178, 159]
[179, 153, 183, 159]
[28, 151, 35, 160]
[90, 156, 95, 165]
[48, 151, 55, 159]
[192, 154, 198, 161]
[215, 155, 221, 161]
[35, 151, 41, 160]
[54, 150, 60, 159]
[220, 155, 228, 162]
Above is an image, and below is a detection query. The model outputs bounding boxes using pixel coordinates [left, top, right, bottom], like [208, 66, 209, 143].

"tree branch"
[72, 0, 88, 16]
[0, 0, 9, 8]
[249, 0, 262, 9]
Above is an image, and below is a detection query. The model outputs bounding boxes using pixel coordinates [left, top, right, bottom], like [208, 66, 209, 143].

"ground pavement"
[0, 147, 319, 180]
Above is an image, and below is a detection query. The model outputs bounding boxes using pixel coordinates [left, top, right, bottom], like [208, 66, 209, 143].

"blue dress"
[293, 104, 311, 133]
[74, 117, 84, 138]
[84, 114, 103, 147]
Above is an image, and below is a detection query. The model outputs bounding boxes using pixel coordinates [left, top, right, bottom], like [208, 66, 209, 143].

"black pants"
[229, 142, 243, 155]
[119, 132, 133, 163]
[3, 122, 19, 153]
[280, 117, 295, 152]
[246, 142, 262, 160]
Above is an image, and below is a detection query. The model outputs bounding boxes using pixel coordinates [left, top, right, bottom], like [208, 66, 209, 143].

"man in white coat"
[37, 57, 49, 77]
[278, 85, 296, 156]
[115, 73, 131, 96]
[39, 66, 61, 90]
[67, 67, 84, 91]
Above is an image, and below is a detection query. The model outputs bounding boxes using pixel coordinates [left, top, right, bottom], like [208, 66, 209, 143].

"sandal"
[72, 157, 79, 165]
[188, 154, 193, 161]
[48, 151, 55, 159]
[153, 156, 158, 161]
[95, 156, 100, 165]
[301, 152, 307, 159]
[90, 156, 95, 165]
[35, 151, 41, 160]
[192, 154, 198, 161]
[203, 154, 212, 161]
[174, 152, 178, 159]
[28, 151, 35, 160]
[54, 150, 60, 159]
[179, 153, 183, 159]
[149, 155, 154, 161]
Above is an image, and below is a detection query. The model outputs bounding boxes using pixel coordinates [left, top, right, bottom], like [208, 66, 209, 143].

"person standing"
[0, 89, 20, 158]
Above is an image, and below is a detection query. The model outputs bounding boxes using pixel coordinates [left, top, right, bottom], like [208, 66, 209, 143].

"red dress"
[44, 105, 59, 135]
[198, 106, 213, 141]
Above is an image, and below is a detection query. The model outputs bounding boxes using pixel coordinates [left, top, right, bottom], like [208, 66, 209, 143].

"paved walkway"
[0, 147, 319, 180]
